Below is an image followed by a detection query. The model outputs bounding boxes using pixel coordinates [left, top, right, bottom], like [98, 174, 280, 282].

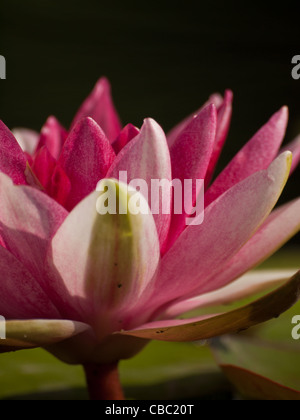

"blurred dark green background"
[0, 0, 299, 244]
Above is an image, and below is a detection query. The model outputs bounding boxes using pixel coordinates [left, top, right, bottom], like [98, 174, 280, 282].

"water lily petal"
[112, 123, 140, 154]
[49, 180, 160, 326]
[12, 128, 39, 155]
[281, 135, 300, 174]
[36, 116, 68, 160]
[71, 77, 122, 142]
[152, 152, 292, 307]
[0, 320, 89, 352]
[0, 246, 61, 319]
[107, 118, 172, 248]
[0, 173, 68, 281]
[59, 117, 116, 210]
[50, 164, 72, 208]
[205, 106, 288, 206]
[167, 92, 223, 148]
[194, 198, 300, 295]
[205, 90, 233, 186]
[164, 270, 296, 317]
[32, 146, 57, 191]
[119, 270, 300, 341]
[166, 104, 217, 249]
[0, 121, 28, 184]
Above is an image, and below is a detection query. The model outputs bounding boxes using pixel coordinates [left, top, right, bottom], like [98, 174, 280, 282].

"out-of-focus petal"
[107, 118, 172, 248]
[71, 77, 122, 142]
[59, 117, 116, 210]
[205, 107, 288, 206]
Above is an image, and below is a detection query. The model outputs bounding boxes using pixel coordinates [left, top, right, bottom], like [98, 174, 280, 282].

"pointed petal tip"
[141, 118, 165, 135]
[277, 105, 289, 122]
[222, 90, 234, 105]
[94, 76, 111, 92]
[193, 103, 217, 121]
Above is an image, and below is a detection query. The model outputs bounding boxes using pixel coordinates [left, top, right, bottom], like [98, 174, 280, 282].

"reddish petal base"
[83, 362, 124, 400]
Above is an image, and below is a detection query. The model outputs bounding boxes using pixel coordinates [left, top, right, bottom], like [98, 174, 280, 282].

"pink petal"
[32, 146, 57, 191]
[107, 118, 172, 248]
[205, 107, 289, 206]
[150, 152, 292, 310]
[166, 105, 217, 250]
[119, 270, 300, 342]
[59, 117, 116, 210]
[0, 173, 68, 282]
[192, 198, 300, 295]
[0, 121, 28, 185]
[0, 246, 61, 319]
[50, 164, 72, 208]
[167, 92, 224, 148]
[164, 270, 296, 317]
[281, 135, 300, 174]
[112, 123, 140, 154]
[49, 181, 160, 326]
[36, 116, 68, 160]
[12, 128, 40, 155]
[71, 77, 122, 142]
[205, 90, 233, 186]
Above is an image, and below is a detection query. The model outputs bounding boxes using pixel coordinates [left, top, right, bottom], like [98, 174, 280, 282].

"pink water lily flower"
[1, 78, 300, 400]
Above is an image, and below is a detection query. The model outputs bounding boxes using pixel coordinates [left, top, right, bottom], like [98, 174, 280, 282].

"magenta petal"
[0, 121, 28, 185]
[205, 90, 233, 186]
[167, 92, 223, 148]
[32, 146, 57, 191]
[205, 106, 289, 206]
[71, 77, 122, 142]
[59, 117, 116, 210]
[166, 105, 217, 250]
[0, 173, 68, 281]
[50, 164, 72, 208]
[0, 246, 61, 319]
[36, 116, 68, 160]
[112, 123, 140, 154]
[107, 118, 172, 248]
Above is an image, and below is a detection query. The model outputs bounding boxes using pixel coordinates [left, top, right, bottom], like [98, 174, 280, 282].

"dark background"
[0, 0, 299, 244]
